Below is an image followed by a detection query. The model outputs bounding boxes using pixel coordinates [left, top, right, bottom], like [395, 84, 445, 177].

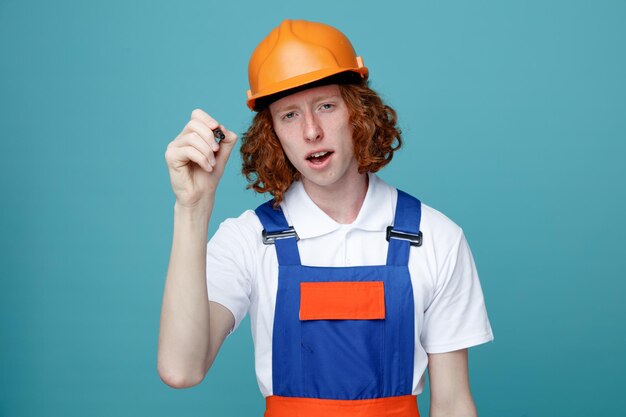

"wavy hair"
[240, 80, 402, 206]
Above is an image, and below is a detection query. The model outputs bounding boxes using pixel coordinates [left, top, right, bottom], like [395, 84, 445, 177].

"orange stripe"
[265, 395, 419, 417]
[300, 281, 385, 320]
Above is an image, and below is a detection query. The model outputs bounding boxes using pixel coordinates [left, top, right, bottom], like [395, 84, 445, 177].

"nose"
[303, 112, 323, 143]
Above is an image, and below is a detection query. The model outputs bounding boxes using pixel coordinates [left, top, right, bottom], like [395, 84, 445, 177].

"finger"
[185, 119, 220, 152]
[174, 132, 216, 166]
[187, 108, 219, 131]
[170, 145, 213, 173]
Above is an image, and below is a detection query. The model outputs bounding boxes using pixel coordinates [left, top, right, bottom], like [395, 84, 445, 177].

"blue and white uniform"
[206, 173, 493, 410]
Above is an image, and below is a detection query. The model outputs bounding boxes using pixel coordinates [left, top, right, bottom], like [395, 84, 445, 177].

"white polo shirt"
[206, 173, 494, 397]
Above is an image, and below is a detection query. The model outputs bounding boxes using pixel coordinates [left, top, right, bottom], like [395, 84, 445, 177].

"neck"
[302, 172, 369, 224]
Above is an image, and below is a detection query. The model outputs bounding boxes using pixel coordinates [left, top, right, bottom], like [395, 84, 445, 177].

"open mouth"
[306, 151, 334, 165]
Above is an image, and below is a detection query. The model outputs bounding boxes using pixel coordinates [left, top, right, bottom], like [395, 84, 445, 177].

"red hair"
[240, 80, 402, 205]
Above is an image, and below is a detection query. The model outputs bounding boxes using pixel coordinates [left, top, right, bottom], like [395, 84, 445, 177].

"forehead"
[269, 84, 342, 113]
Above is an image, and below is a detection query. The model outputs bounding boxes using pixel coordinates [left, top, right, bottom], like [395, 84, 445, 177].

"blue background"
[1, 0, 625, 416]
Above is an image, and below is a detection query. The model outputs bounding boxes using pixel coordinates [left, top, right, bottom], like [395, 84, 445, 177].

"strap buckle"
[386, 226, 423, 247]
[262, 227, 299, 245]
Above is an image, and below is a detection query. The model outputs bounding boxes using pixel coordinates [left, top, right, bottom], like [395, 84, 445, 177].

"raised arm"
[157, 109, 237, 388]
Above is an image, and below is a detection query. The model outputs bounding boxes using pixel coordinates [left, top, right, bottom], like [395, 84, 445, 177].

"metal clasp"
[386, 226, 423, 247]
[262, 227, 299, 245]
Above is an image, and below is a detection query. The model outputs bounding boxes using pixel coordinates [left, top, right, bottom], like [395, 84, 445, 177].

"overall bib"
[255, 190, 422, 417]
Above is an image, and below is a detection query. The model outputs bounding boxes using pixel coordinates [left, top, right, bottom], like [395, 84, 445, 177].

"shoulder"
[209, 208, 265, 248]
[407, 198, 466, 260]
[207, 207, 274, 282]
[217, 209, 263, 230]
[377, 175, 464, 246]
[420, 203, 463, 240]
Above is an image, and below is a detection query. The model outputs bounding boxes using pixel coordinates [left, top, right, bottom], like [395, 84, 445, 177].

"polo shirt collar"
[280, 173, 396, 240]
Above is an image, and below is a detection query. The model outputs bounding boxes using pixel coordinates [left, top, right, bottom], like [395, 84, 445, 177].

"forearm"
[158, 200, 213, 388]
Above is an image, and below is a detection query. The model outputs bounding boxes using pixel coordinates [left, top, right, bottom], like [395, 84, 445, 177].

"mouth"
[306, 150, 334, 165]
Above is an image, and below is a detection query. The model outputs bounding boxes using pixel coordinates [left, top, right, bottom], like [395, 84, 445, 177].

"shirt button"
[346, 258, 352, 265]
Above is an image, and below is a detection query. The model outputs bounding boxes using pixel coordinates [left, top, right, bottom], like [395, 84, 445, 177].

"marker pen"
[213, 128, 225, 142]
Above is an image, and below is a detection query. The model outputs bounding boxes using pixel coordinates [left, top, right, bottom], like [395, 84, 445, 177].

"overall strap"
[255, 200, 302, 266]
[386, 190, 423, 266]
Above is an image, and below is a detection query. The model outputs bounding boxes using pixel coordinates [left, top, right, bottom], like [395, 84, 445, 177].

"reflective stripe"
[300, 281, 386, 320]
[265, 395, 420, 417]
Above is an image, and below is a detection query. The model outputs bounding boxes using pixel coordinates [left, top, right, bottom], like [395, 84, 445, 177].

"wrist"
[174, 199, 213, 223]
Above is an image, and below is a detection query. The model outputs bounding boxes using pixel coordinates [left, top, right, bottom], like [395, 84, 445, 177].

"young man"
[159, 19, 493, 417]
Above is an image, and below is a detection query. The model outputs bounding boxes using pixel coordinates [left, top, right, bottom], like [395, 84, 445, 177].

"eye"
[320, 103, 334, 111]
[282, 111, 296, 120]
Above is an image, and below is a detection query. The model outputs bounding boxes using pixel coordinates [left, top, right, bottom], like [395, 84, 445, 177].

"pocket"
[299, 281, 385, 399]
[300, 281, 386, 320]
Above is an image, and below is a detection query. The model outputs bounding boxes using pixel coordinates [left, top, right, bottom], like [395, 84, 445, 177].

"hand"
[164, 109, 237, 208]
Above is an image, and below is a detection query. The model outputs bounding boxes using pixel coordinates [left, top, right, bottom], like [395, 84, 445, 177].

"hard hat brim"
[246, 66, 368, 111]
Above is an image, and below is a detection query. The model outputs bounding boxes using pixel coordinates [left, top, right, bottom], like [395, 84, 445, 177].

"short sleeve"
[420, 230, 494, 353]
[206, 215, 256, 334]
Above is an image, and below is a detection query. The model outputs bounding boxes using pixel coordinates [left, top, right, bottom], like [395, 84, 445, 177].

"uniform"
[206, 173, 494, 416]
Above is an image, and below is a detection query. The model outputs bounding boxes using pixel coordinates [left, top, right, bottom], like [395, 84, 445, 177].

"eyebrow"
[310, 93, 341, 104]
[273, 103, 299, 113]
[273, 93, 341, 114]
